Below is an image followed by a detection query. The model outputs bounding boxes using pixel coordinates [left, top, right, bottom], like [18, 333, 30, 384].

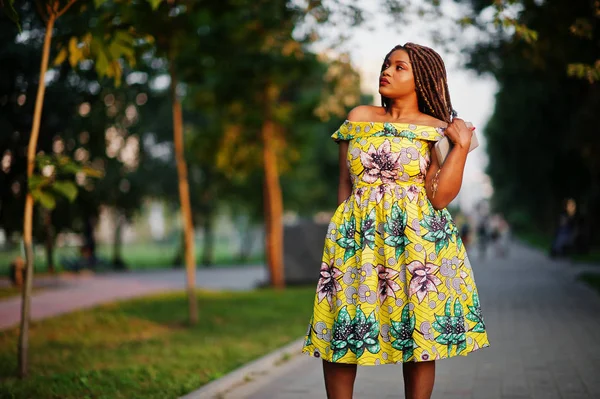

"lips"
[379, 78, 389, 86]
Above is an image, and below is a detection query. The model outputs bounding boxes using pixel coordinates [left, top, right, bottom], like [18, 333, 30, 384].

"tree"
[458, 0, 600, 248]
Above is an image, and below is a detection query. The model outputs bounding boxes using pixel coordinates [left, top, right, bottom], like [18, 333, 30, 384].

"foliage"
[29, 154, 102, 210]
[0, 287, 315, 398]
[461, 0, 600, 248]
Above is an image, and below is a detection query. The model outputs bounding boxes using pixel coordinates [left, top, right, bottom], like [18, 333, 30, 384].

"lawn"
[0, 286, 42, 300]
[0, 241, 265, 276]
[579, 272, 600, 295]
[0, 287, 316, 399]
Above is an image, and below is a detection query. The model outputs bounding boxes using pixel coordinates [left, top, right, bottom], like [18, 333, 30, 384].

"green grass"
[579, 272, 600, 294]
[0, 286, 43, 300]
[572, 250, 600, 264]
[0, 286, 316, 399]
[0, 242, 265, 276]
[514, 230, 553, 252]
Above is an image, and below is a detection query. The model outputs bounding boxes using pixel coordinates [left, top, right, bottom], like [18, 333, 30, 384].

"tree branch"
[57, 0, 78, 18]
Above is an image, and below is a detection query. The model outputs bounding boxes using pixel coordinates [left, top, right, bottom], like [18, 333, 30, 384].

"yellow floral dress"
[302, 120, 490, 365]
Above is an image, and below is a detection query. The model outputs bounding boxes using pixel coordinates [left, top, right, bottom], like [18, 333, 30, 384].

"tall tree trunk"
[201, 213, 214, 267]
[43, 210, 54, 273]
[19, 9, 57, 379]
[18, 0, 78, 377]
[170, 65, 198, 325]
[262, 83, 285, 289]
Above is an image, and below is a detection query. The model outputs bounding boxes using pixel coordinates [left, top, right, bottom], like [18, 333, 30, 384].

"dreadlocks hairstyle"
[380, 43, 456, 124]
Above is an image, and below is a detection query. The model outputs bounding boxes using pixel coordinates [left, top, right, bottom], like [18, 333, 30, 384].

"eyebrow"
[385, 59, 411, 65]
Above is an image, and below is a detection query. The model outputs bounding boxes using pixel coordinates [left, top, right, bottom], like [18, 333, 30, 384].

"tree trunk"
[43, 210, 55, 273]
[201, 214, 214, 267]
[170, 65, 198, 325]
[262, 83, 285, 289]
[19, 10, 57, 378]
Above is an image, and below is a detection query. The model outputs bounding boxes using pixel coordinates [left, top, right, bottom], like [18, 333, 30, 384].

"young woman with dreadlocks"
[302, 43, 490, 399]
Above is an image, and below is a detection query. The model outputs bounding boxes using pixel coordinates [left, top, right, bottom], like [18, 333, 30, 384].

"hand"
[444, 118, 475, 150]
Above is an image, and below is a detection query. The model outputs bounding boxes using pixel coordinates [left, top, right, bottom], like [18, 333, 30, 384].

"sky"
[319, 1, 499, 212]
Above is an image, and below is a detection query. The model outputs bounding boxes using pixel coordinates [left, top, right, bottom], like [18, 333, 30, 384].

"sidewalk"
[198, 243, 600, 399]
[0, 265, 266, 331]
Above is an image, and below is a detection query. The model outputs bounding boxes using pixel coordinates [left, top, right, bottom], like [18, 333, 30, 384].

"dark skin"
[324, 49, 473, 399]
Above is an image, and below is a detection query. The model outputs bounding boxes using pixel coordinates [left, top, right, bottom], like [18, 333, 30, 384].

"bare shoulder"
[347, 105, 385, 122]
[418, 114, 448, 129]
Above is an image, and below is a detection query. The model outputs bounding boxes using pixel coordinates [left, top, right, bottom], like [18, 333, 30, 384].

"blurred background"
[0, 0, 599, 397]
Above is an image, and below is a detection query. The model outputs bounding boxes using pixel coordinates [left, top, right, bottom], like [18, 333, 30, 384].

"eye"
[396, 65, 404, 71]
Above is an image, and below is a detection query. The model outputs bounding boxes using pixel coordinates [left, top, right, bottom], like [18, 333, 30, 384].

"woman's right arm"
[337, 141, 352, 205]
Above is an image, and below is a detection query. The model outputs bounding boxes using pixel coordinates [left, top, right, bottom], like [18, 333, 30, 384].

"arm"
[425, 144, 468, 210]
[337, 141, 352, 205]
[425, 118, 473, 210]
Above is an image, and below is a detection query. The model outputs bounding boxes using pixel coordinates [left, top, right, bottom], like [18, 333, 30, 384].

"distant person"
[551, 198, 577, 257]
[477, 218, 489, 260]
[493, 215, 510, 257]
[302, 43, 489, 399]
[460, 220, 472, 248]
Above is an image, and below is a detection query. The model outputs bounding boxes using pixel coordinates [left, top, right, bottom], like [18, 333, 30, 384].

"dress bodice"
[332, 120, 445, 189]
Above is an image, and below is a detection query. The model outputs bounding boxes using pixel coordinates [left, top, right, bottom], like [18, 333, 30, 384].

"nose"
[381, 66, 391, 77]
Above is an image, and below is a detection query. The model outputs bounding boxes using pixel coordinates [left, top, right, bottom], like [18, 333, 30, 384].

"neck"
[386, 96, 420, 120]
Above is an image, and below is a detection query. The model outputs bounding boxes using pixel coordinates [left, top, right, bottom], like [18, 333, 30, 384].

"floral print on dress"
[316, 259, 343, 310]
[407, 259, 443, 303]
[433, 297, 468, 355]
[383, 203, 410, 259]
[390, 304, 417, 362]
[303, 121, 489, 365]
[360, 140, 401, 184]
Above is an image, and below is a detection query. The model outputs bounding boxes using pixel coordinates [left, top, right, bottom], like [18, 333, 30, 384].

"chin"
[378, 86, 394, 97]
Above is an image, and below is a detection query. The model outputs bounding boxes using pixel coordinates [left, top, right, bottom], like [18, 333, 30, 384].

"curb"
[180, 337, 306, 399]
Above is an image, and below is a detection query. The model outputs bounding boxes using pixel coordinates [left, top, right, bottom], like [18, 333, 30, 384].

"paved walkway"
[0, 266, 266, 331]
[212, 243, 600, 399]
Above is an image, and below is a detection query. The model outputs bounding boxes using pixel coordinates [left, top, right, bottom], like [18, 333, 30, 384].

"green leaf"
[52, 181, 78, 202]
[148, 0, 163, 10]
[472, 324, 486, 333]
[454, 299, 463, 318]
[366, 341, 380, 354]
[435, 334, 449, 345]
[332, 347, 348, 362]
[353, 306, 366, 326]
[94, 0, 108, 8]
[2, 0, 21, 31]
[28, 175, 51, 191]
[391, 340, 404, 351]
[81, 166, 104, 178]
[402, 347, 414, 362]
[32, 189, 56, 210]
[456, 339, 467, 355]
[394, 245, 405, 259]
[401, 304, 410, 323]
[343, 247, 356, 262]
[435, 239, 447, 254]
[472, 291, 480, 308]
[466, 312, 479, 323]
[444, 297, 452, 316]
[336, 306, 351, 326]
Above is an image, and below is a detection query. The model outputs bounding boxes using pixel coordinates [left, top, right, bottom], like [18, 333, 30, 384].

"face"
[378, 49, 416, 100]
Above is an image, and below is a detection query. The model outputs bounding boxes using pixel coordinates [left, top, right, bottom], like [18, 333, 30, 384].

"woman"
[302, 43, 490, 399]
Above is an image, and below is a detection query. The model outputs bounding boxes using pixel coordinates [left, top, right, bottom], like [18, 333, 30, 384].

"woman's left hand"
[444, 118, 474, 150]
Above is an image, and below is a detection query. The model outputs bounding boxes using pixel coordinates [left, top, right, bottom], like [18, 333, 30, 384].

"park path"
[0, 266, 266, 331]
[205, 243, 600, 399]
